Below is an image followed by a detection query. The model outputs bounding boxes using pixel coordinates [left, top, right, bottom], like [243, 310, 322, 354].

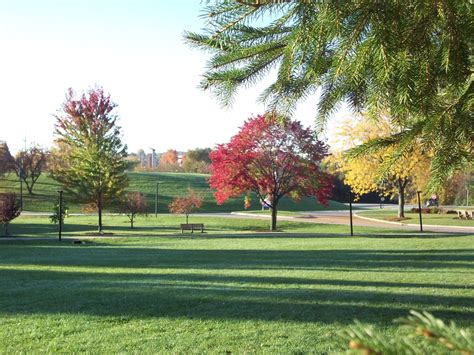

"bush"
[0, 192, 21, 236]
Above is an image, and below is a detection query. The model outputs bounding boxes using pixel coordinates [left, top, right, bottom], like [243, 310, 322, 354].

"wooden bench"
[457, 210, 473, 220]
[180, 223, 204, 233]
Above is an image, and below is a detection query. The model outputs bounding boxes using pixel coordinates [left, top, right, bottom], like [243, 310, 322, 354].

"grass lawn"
[358, 210, 474, 227]
[0, 172, 347, 213]
[0, 216, 473, 352]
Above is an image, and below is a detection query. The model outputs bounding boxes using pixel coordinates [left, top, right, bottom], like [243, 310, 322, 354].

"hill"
[0, 172, 347, 213]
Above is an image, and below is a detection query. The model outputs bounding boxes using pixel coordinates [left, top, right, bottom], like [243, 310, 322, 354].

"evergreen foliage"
[341, 310, 473, 354]
[50, 87, 128, 233]
[185, 1, 473, 190]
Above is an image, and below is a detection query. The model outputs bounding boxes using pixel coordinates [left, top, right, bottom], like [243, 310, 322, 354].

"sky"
[0, 0, 350, 154]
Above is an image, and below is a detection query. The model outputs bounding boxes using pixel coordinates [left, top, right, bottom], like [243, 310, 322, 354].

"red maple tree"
[209, 113, 333, 230]
[168, 189, 203, 224]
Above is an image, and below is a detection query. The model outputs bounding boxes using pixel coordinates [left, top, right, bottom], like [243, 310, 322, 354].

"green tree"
[185, 1, 472, 190]
[50, 87, 128, 233]
[183, 147, 211, 173]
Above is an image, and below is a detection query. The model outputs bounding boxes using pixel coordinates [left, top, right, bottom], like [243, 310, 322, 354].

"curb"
[354, 213, 474, 231]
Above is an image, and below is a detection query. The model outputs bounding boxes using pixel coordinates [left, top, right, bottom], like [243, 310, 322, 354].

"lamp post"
[58, 190, 63, 241]
[19, 168, 25, 212]
[416, 191, 423, 233]
[349, 190, 354, 236]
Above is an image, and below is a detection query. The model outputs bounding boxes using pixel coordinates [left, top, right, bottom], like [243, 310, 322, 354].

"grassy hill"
[0, 172, 347, 213]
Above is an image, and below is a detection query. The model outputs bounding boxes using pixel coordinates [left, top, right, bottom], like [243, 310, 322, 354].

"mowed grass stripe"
[0, 224, 472, 352]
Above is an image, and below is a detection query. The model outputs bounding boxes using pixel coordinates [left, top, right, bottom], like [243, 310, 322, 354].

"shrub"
[0, 193, 21, 236]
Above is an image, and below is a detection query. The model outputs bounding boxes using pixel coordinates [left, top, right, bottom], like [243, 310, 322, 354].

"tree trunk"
[26, 182, 33, 195]
[4, 223, 9, 237]
[130, 216, 134, 229]
[397, 179, 406, 219]
[271, 205, 277, 231]
[98, 191, 103, 234]
[186, 214, 189, 224]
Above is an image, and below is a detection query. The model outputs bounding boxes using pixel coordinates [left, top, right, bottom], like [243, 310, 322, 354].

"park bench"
[180, 223, 204, 233]
[457, 210, 473, 220]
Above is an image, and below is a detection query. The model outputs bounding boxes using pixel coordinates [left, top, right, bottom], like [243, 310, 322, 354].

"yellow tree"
[328, 115, 430, 218]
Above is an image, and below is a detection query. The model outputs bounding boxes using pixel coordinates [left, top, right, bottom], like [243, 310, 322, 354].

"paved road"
[20, 205, 474, 234]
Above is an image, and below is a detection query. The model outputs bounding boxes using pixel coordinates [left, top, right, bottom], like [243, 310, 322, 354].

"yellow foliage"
[328, 114, 431, 200]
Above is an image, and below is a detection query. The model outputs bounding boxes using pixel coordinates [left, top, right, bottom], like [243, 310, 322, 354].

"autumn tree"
[160, 149, 178, 165]
[50, 87, 128, 233]
[185, 1, 472, 191]
[120, 192, 148, 228]
[183, 148, 211, 173]
[168, 189, 203, 224]
[12, 146, 48, 195]
[0, 193, 21, 236]
[328, 115, 431, 218]
[209, 113, 332, 231]
[0, 141, 13, 175]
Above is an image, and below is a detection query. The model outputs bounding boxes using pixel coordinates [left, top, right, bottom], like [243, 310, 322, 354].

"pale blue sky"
[0, 0, 348, 153]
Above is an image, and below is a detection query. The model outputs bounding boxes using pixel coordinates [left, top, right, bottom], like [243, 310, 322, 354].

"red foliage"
[0, 193, 21, 236]
[209, 113, 333, 207]
[120, 192, 148, 228]
[55, 87, 118, 137]
[168, 189, 203, 223]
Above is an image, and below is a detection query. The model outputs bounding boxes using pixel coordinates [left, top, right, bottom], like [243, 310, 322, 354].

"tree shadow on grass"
[0, 267, 472, 325]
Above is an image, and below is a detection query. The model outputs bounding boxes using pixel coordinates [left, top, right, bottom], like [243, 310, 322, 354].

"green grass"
[5, 214, 416, 238]
[0, 172, 347, 213]
[0, 219, 472, 352]
[358, 210, 474, 227]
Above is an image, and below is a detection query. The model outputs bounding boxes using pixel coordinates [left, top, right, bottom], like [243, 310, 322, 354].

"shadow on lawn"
[0, 242, 472, 324]
[0, 266, 472, 325]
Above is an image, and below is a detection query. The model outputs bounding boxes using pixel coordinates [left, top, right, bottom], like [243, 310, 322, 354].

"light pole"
[19, 168, 25, 212]
[349, 190, 354, 236]
[58, 190, 63, 242]
[416, 191, 423, 233]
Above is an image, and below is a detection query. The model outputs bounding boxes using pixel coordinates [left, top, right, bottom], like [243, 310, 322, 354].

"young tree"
[0, 141, 14, 175]
[120, 192, 148, 228]
[50, 87, 128, 233]
[185, 1, 472, 191]
[12, 146, 48, 194]
[328, 115, 431, 218]
[0, 193, 21, 236]
[209, 113, 332, 231]
[168, 189, 203, 224]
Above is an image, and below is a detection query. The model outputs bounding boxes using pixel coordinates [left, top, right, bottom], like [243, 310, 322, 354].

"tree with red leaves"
[120, 192, 148, 229]
[168, 189, 203, 224]
[209, 113, 333, 231]
[0, 193, 21, 236]
[50, 87, 128, 234]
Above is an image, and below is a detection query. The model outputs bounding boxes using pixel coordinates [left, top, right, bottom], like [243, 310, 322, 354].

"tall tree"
[51, 87, 128, 233]
[328, 115, 431, 218]
[209, 113, 332, 231]
[185, 1, 473, 190]
[12, 146, 47, 195]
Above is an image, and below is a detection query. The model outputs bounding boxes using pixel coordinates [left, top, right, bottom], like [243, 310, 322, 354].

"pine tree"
[51, 87, 128, 233]
[185, 1, 473, 190]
